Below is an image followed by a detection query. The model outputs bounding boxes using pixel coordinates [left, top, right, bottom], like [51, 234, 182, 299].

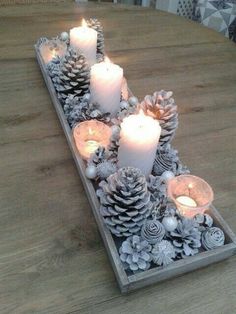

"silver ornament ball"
[60, 32, 69, 41]
[161, 171, 175, 183]
[85, 165, 97, 179]
[111, 125, 120, 139]
[128, 96, 139, 106]
[120, 100, 129, 110]
[162, 216, 178, 232]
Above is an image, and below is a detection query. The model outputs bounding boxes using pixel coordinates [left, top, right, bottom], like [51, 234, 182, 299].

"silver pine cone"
[194, 213, 213, 232]
[170, 218, 201, 258]
[140, 90, 178, 146]
[46, 56, 61, 78]
[141, 219, 165, 244]
[64, 94, 110, 127]
[201, 227, 225, 250]
[147, 175, 168, 212]
[152, 240, 176, 266]
[86, 18, 105, 56]
[97, 167, 152, 237]
[153, 144, 189, 176]
[88, 146, 109, 166]
[52, 48, 90, 102]
[119, 235, 152, 272]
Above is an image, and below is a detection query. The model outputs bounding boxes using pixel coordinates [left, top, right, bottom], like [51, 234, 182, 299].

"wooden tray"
[35, 46, 236, 293]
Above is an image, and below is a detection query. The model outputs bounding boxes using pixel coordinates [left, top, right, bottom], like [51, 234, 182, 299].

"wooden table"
[0, 2, 236, 313]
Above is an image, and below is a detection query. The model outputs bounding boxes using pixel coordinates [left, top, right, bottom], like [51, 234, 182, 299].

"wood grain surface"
[0, 2, 236, 313]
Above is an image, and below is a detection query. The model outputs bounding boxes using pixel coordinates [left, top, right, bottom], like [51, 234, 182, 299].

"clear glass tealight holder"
[167, 174, 214, 218]
[73, 120, 111, 160]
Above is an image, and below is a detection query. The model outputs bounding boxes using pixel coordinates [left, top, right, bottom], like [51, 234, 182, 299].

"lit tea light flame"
[81, 18, 87, 27]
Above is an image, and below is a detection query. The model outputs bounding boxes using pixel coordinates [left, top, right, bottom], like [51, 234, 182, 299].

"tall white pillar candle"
[70, 19, 97, 66]
[90, 58, 123, 117]
[118, 111, 161, 178]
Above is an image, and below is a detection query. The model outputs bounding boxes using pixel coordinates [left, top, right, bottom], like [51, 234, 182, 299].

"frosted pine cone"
[170, 218, 201, 258]
[52, 48, 90, 102]
[140, 90, 178, 146]
[141, 219, 165, 244]
[46, 56, 61, 78]
[153, 144, 189, 176]
[64, 94, 110, 127]
[86, 18, 105, 56]
[201, 227, 225, 250]
[152, 240, 176, 267]
[88, 146, 109, 166]
[119, 235, 152, 272]
[194, 213, 213, 232]
[97, 167, 152, 237]
[147, 174, 168, 211]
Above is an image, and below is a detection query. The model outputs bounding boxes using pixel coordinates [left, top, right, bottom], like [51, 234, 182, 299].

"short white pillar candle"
[118, 111, 161, 178]
[70, 19, 97, 66]
[90, 57, 123, 117]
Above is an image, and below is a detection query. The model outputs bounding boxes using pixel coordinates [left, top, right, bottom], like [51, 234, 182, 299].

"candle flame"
[82, 18, 87, 27]
[104, 56, 112, 64]
[138, 109, 145, 116]
[88, 127, 93, 135]
[188, 183, 193, 189]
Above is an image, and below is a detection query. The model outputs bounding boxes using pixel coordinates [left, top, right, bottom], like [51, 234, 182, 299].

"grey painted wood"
[35, 45, 236, 293]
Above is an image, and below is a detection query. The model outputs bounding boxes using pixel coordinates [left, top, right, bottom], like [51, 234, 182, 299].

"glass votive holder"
[39, 38, 67, 64]
[167, 174, 214, 218]
[73, 120, 111, 160]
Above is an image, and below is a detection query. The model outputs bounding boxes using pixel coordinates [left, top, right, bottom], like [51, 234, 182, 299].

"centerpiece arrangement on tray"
[35, 18, 236, 288]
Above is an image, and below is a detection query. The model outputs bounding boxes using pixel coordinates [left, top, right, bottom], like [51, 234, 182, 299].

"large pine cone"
[52, 48, 90, 102]
[140, 90, 178, 146]
[153, 144, 189, 176]
[97, 167, 152, 237]
[86, 18, 105, 56]
[169, 218, 201, 258]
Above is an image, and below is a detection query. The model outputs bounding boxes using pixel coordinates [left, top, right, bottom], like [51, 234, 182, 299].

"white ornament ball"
[161, 171, 175, 183]
[60, 32, 69, 41]
[128, 96, 139, 106]
[162, 216, 178, 232]
[85, 165, 97, 180]
[120, 100, 129, 110]
[111, 125, 120, 139]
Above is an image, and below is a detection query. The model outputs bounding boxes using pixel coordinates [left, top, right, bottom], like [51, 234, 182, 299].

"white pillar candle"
[70, 19, 97, 66]
[90, 57, 123, 117]
[118, 111, 161, 178]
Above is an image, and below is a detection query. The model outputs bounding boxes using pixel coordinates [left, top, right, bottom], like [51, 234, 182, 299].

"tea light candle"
[90, 57, 123, 117]
[70, 19, 97, 66]
[39, 39, 67, 64]
[73, 120, 111, 160]
[118, 110, 161, 178]
[168, 175, 214, 218]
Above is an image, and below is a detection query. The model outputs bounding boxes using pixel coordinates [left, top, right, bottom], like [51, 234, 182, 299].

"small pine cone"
[140, 90, 178, 146]
[170, 218, 201, 258]
[96, 161, 117, 180]
[201, 227, 225, 250]
[86, 18, 105, 56]
[64, 94, 110, 127]
[141, 219, 165, 244]
[119, 235, 152, 272]
[52, 48, 90, 103]
[88, 146, 109, 166]
[46, 56, 61, 78]
[97, 167, 152, 237]
[152, 240, 176, 267]
[194, 213, 213, 232]
[153, 144, 190, 176]
[147, 175, 167, 208]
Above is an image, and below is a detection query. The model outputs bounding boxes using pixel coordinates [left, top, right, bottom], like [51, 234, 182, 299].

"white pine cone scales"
[97, 167, 152, 237]
[153, 144, 189, 176]
[147, 175, 168, 212]
[46, 56, 61, 78]
[86, 18, 105, 56]
[119, 235, 152, 272]
[141, 219, 165, 244]
[194, 213, 213, 232]
[202, 227, 225, 250]
[152, 240, 176, 267]
[88, 146, 109, 166]
[52, 48, 90, 103]
[140, 90, 178, 146]
[170, 218, 201, 258]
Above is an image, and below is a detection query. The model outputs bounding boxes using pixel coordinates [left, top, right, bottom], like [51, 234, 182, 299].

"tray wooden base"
[35, 46, 236, 293]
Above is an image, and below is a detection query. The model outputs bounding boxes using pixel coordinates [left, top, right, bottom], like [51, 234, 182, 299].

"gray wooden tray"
[35, 46, 236, 293]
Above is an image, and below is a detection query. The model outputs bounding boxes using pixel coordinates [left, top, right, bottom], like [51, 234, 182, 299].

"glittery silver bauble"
[161, 171, 175, 183]
[120, 100, 129, 110]
[85, 165, 97, 179]
[128, 96, 139, 106]
[111, 125, 120, 139]
[162, 216, 178, 232]
[60, 32, 69, 42]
